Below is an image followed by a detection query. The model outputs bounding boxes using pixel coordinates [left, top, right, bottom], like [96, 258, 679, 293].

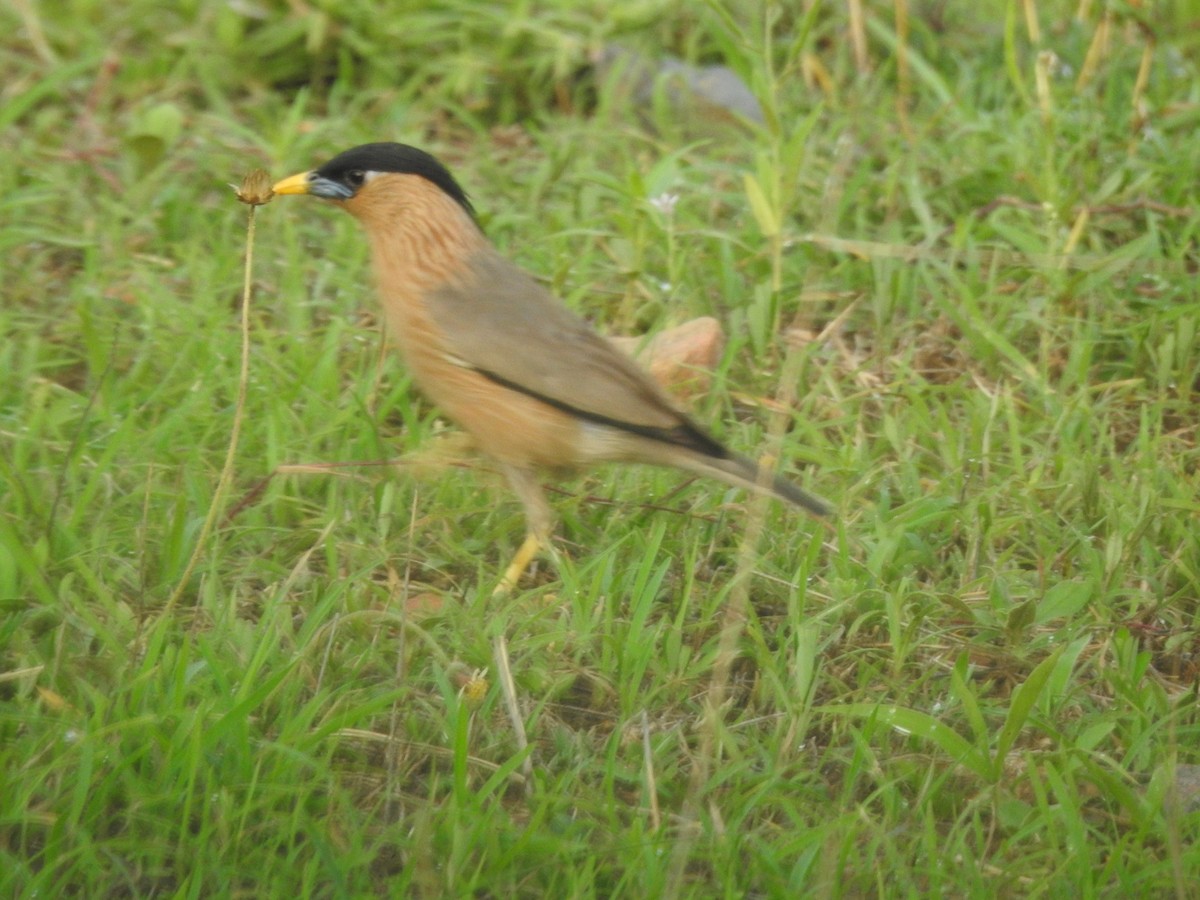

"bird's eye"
[345, 170, 366, 187]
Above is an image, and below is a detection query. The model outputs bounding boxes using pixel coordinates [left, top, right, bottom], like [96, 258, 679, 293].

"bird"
[271, 142, 829, 592]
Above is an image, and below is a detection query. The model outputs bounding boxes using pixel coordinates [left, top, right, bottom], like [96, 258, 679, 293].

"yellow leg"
[492, 463, 555, 596]
[494, 531, 543, 596]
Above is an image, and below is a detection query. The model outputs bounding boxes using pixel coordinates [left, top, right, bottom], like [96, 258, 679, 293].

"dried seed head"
[235, 169, 275, 205]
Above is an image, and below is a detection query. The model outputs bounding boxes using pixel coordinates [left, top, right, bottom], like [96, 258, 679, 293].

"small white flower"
[648, 192, 679, 216]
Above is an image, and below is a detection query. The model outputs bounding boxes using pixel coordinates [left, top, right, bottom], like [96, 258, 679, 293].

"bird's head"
[272, 142, 475, 222]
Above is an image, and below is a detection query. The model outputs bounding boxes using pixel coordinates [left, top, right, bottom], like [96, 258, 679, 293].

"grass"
[3, 0, 1199, 895]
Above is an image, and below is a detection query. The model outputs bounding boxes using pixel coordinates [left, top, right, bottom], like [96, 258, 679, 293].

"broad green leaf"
[994, 649, 1063, 768]
[821, 703, 990, 779]
[1035, 580, 1094, 624]
[743, 173, 779, 237]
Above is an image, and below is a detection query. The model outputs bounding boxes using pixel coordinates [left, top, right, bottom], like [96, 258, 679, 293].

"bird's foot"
[493, 532, 544, 596]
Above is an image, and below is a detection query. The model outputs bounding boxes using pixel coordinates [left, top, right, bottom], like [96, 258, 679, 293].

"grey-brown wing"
[426, 248, 702, 439]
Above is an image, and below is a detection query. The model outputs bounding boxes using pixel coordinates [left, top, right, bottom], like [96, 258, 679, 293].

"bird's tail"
[678, 450, 831, 518]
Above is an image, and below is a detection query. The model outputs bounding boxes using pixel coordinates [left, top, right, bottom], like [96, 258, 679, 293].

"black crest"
[314, 142, 474, 215]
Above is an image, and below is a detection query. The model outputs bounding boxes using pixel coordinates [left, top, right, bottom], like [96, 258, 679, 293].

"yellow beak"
[272, 171, 313, 195]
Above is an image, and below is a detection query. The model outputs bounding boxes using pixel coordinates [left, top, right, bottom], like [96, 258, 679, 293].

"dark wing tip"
[770, 474, 833, 517]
